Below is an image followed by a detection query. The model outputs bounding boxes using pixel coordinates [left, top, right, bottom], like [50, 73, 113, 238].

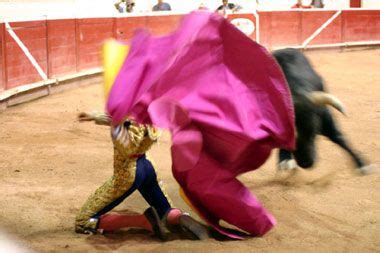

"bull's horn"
[307, 91, 346, 115]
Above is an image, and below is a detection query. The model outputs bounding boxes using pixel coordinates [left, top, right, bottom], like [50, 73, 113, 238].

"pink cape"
[107, 11, 295, 239]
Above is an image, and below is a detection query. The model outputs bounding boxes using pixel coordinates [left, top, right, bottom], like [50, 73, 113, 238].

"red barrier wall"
[258, 11, 272, 48]
[146, 15, 183, 35]
[5, 21, 48, 89]
[0, 23, 5, 91]
[115, 16, 147, 40]
[350, 0, 362, 8]
[301, 11, 343, 45]
[260, 10, 344, 48]
[268, 11, 303, 47]
[343, 10, 380, 42]
[47, 19, 77, 77]
[76, 18, 114, 71]
[1, 10, 379, 91]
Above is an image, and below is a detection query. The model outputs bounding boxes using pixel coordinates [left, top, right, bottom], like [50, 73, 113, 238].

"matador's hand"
[77, 112, 94, 122]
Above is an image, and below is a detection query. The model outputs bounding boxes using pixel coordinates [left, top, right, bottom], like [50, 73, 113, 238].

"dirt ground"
[0, 48, 379, 253]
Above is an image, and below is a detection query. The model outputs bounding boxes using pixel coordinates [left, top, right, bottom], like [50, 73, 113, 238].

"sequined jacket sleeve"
[89, 111, 112, 126]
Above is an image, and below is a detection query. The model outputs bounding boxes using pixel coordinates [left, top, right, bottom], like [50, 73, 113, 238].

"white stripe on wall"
[5, 22, 48, 81]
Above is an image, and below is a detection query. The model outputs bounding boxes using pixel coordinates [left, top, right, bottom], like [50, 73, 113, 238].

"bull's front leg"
[320, 109, 375, 174]
[278, 149, 297, 170]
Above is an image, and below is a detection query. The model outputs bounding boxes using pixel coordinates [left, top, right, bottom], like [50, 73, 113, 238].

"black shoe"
[177, 214, 210, 240]
[144, 207, 169, 241]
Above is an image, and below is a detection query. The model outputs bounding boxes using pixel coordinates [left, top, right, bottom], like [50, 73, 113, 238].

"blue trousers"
[93, 155, 172, 219]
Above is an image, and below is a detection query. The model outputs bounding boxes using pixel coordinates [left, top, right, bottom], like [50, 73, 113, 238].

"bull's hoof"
[278, 159, 297, 171]
[358, 164, 377, 175]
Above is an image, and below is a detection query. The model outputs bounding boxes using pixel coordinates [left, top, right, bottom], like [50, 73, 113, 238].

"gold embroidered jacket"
[75, 112, 162, 233]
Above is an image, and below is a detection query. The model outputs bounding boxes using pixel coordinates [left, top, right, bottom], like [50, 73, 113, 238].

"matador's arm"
[77, 111, 111, 126]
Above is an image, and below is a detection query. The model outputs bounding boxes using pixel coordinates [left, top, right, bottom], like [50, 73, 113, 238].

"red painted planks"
[47, 19, 76, 77]
[343, 10, 380, 42]
[350, 0, 362, 8]
[301, 11, 343, 45]
[268, 11, 302, 48]
[115, 16, 147, 41]
[76, 18, 114, 70]
[146, 15, 183, 36]
[5, 20, 48, 89]
[0, 23, 5, 91]
[257, 11, 272, 48]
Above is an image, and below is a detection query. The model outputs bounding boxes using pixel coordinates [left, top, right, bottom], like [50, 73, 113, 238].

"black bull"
[272, 48, 372, 174]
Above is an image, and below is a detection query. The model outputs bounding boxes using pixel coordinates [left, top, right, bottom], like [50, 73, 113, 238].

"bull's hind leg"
[278, 149, 297, 170]
[320, 109, 374, 174]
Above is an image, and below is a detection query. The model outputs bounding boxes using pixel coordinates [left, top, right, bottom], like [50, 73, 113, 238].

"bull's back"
[272, 48, 324, 92]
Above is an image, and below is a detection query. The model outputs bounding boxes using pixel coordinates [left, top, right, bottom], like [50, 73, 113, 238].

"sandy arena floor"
[0, 48, 379, 253]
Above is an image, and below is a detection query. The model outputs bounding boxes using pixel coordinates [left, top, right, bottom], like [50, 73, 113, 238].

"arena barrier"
[1, 9, 379, 108]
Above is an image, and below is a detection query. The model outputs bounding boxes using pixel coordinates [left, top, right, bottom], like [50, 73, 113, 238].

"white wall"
[362, 0, 380, 8]
[153, 0, 350, 11]
[323, 0, 350, 9]
[146, 0, 257, 13]
[0, 0, 358, 22]
[258, 0, 350, 10]
[0, 0, 116, 21]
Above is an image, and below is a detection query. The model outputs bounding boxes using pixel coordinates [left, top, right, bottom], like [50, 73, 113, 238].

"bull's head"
[293, 91, 345, 168]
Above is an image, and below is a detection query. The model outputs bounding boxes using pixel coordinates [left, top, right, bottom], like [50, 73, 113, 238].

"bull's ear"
[307, 91, 346, 115]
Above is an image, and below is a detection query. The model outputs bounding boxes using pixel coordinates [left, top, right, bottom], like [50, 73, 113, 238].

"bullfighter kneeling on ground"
[74, 111, 209, 240]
